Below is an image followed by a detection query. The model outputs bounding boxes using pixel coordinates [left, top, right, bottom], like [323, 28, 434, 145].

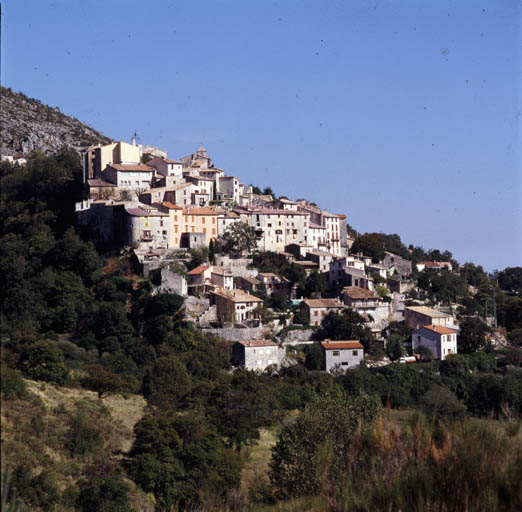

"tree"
[129, 413, 241, 509]
[350, 233, 386, 263]
[141, 355, 191, 408]
[208, 238, 216, 263]
[495, 267, 522, 295]
[17, 341, 69, 385]
[81, 364, 129, 398]
[303, 271, 327, 298]
[320, 309, 383, 357]
[77, 474, 134, 512]
[415, 345, 434, 361]
[269, 392, 381, 499]
[459, 317, 489, 353]
[221, 222, 257, 257]
[262, 186, 274, 196]
[385, 333, 405, 361]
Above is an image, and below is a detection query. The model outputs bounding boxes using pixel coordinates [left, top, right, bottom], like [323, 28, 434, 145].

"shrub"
[17, 341, 69, 385]
[68, 411, 102, 456]
[0, 364, 29, 399]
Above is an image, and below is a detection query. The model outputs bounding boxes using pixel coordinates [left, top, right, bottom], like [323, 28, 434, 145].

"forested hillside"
[1, 152, 522, 511]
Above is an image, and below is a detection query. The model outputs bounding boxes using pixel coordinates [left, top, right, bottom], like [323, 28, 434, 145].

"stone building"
[232, 340, 283, 371]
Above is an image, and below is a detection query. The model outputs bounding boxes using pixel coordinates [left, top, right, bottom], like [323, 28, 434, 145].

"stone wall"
[280, 329, 317, 345]
[201, 326, 274, 342]
[213, 255, 257, 279]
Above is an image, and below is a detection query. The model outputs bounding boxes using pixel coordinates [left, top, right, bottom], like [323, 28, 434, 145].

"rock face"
[1, 86, 112, 157]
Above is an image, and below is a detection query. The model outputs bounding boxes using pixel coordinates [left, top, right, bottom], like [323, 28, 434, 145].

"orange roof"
[343, 286, 378, 300]
[304, 298, 343, 308]
[188, 265, 210, 275]
[108, 163, 154, 171]
[423, 325, 457, 335]
[321, 340, 363, 350]
[162, 201, 182, 210]
[183, 207, 219, 216]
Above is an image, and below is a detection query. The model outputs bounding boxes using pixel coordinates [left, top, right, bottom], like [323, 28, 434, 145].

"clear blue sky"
[2, 0, 521, 271]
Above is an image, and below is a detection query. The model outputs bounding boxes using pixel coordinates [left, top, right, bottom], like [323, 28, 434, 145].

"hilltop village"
[75, 139, 469, 369]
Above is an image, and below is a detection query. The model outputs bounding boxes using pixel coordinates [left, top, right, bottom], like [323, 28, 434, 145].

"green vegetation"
[1, 151, 522, 511]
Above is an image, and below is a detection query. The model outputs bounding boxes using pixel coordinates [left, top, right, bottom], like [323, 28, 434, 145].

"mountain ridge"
[1, 86, 112, 157]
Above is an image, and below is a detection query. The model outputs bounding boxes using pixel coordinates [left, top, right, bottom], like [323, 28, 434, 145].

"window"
[259, 349, 264, 355]
[352, 350, 358, 356]
[332, 351, 340, 357]
[257, 360, 262, 365]
[266, 349, 271, 354]
[314, 310, 318, 316]
[341, 362, 348, 366]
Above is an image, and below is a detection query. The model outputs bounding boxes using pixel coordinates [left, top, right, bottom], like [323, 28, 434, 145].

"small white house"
[412, 325, 458, 360]
[321, 340, 364, 373]
[232, 340, 282, 370]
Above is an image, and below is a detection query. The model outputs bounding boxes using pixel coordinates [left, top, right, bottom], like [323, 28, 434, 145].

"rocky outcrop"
[1, 86, 112, 157]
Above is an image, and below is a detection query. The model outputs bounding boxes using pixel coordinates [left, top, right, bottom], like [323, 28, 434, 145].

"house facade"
[404, 306, 454, 331]
[321, 340, 364, 372]
[231, 340, 282, 370]
[303, 298, 345, 326]
[412, 325, 458, 360]
[214, 289, 263, 325]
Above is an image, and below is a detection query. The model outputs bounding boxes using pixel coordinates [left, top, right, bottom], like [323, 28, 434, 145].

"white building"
[241, 208, 310, 253]
[146, 155, 183, 180]
[103, 163, 155, 198]
[232, 340, 283, 371]
[321, 340, 364, 372]
[412, 325, 458, 360]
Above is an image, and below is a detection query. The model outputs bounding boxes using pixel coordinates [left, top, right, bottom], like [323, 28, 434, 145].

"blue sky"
[2, 0, 521, 271]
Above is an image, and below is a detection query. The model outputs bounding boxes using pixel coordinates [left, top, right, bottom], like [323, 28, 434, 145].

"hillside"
[0, 86, 112, 157]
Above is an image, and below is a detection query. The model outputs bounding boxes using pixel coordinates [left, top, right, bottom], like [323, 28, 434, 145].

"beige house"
[102, 163, 155, 198]
[404, 306, 455, 331]
[303, 298, 345, 326]
[211, 268, 234, 290]
[308, 222, 327, 250]
[83, 141, 141, 182]
[146, 155, 183, 180]
[322, 212, 344, 256]
[241, 208, 310, 252]
[214, 289, 263, 325]
[157, 203, 219, 248]
[306, 250, 333, 272]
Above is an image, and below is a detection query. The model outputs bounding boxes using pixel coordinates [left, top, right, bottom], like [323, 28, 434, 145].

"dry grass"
[241, 428, 278, 493]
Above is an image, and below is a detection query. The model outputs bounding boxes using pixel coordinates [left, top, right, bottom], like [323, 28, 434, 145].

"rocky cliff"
[1, 86, 112, 156]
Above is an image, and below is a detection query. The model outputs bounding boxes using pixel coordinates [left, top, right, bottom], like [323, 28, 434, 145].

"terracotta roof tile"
[422, 325, 457, 335]
[188, 265, 210, 275]
[321, 340, 364, 350]
[343, 286, 378, 300]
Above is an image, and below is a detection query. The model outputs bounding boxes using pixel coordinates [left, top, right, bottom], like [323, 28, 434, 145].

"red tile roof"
[188, 265, 210, 275]
[343, 286, 378, 300]
[183, 207, 219, 216]
[423, 325, 457, 335]
[304, 298, 343, 308]
[321, 340, 363, 350]
[108, 163, 154, 172]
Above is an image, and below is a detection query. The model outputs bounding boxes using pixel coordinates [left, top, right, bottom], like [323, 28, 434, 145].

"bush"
[68, 411, 102, 456]
[17, 341, 69, 385]
[0, 364, 29, 399]
[77, 474, 134, 512]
